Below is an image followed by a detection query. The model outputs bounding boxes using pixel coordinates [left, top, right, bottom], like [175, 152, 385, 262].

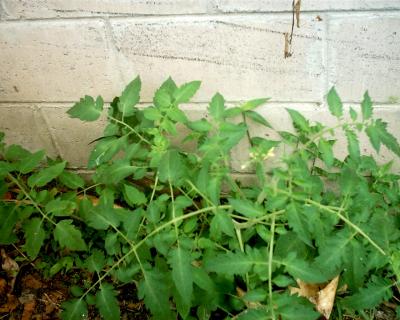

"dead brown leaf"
[290, 276, 340, 319]
[1, 249, 19, 274]
[0, 293, 19, 312]
[289, 279, 320, 304]
[21, 299, 36, 320]
[317, 276, 339, 319]
[23, 274, 44, 290]
[0, 277, 7, 296]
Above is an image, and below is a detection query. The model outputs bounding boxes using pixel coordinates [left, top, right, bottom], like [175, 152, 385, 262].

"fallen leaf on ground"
[0, 277, 7, 296]
[23, 274, 44, 290]
[289, 280, 320, 304]
[1, 249, 19, 274]
[290, 275, 340, 319]
[21, 299, 36, 320]
[317, 275, 339, 319]
[0, 293, 19, 312]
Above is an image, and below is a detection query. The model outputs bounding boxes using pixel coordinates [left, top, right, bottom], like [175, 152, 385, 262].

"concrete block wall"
[0, 0, 399, 172]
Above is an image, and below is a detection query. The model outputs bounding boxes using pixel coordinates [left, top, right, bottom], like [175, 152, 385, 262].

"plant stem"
[79, 204, 232, 300]
[268, 214, 276, 320]
[280, 189, 386, 256]
[7, 174, 56, 226]
[108, 115, 151, 145]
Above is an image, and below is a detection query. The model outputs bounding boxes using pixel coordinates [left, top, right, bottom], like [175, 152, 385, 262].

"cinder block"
[0, 1, 11, 20]
[2, 0, 210, 20]
[110, 14, 325, 102]
[39, 105, 107, 168]
[0, 104, 57, 157]
[0, 19, 123, 102]
[215, 1, 400, 13]
[328, 13, 400, 102]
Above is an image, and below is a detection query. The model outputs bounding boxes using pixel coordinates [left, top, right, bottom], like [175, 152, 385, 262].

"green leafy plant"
[1, 77, 399, 319]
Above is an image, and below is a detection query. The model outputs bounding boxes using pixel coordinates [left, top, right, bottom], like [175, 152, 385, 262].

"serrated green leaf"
[0, 161, 14, 178]
[327, 87, 343, 118]
[187, 119, 211, 132]
[96, 160, 136, 184]
[349, 107, 358, 121]
[192, 266, 215, 292]
[314, 230, 353, 277]
[123, 184, 147, 206]
[0, 205, 18, 244]
[173, 80, 201, 104]
[224, 106, 243, 118]
[229, 198, 265, 218]
[85, 249, 105, 273]
[208, 93, 225, 121]
[342, 240, 367, 291]
[169, 247, 193, 317]
[139, 269, 173, 320]
[88, 136, 127, 168]
[61, 299, 88, 320]
[275, 293, 320, 320]
[345, 129, 360, 159]
[143, 107, 162, 121]
[49, 256, 74, 277]
[279, 131, 298, 144]
[115, 263, 141, 283]
[67, 95, 103, 121]
[239, 98, 269, 111]
[158, 77, 178, 95]
[119, 76, 141, 117]
[366, 120, 400, 156]
[59, 171, 84, 189]
[27, 161, 66, 188]
[5, 144, 30, 161]
[85, 205, 120, 230]
[361, 91, 373, 121]
[376, 119, 400, 157]
[54, 219, 87, 251]
[153, 88, 172, 108]
[105, 232, 120, 255]
[45, 198, 76, 216]
[205, 251, 254, 275]
[244, 110, 272, 128]
[18, 150, 45, 174]
[95, 283, 120, 320]
[391, 252, 400, 282]
[342, 277, 392, 310]
[167, 107, 188, 123]
[366, 124, 381, 153]
[23, 218, 45, 259]
[286, 202, 312, 246]
[158, 150, 183, 183]
[210, 211, 235, 237]
[318, 139, 334, 168]
[219, 122, 247, 151]
[286, 109, 310, 132]
[282, 255, 327, 283]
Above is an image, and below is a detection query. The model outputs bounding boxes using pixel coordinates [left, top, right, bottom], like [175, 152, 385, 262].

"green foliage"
[327, 87, 343, 118]
[67, 95, 104, 121]
[1, 77, 399, 319]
